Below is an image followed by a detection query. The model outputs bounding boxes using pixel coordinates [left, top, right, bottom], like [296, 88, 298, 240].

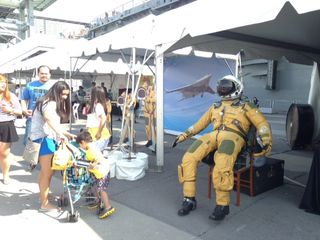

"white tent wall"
[93, 74, 129, 100]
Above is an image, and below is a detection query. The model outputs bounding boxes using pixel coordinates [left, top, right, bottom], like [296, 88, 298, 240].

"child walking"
[76, 130, 115, 219]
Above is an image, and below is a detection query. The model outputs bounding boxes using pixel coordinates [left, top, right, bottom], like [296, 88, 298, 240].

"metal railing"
[89, 0, 148, 29]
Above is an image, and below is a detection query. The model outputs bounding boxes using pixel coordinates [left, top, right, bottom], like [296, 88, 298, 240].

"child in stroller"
[76, 130, 115, 219]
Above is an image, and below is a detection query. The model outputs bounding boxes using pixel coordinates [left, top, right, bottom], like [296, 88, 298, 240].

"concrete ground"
[0, 113, 319, 240]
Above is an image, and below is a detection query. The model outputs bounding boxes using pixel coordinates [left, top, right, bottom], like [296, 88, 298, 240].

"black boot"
[145, 140, 152, 147]
[209, 205, 230, 221]
[177, 197, 197, 216]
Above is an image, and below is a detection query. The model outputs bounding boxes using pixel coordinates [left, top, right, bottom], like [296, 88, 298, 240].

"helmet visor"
[217, 79, 236, 96]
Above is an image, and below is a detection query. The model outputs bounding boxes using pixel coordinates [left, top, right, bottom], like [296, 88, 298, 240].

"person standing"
[100, 82, 108, 98]
[21, 65, 54, 146]
[252, 96, 260, 107]
[30, 81, 75, 211]
[76, 130, 115, 219]
[105, 95, 112, 144]
[71, 87, 79, 106]
[0, 74, 22, 184]
[15, 84, 21, 98]
[87, 86, 111, 152]
[77, 85, 87, 114]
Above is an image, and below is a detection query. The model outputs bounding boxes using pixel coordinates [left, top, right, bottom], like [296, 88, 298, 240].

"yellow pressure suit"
[144, 87, 156, 143]
[123, 93, 136, 141]
[177, 98, 272, 206]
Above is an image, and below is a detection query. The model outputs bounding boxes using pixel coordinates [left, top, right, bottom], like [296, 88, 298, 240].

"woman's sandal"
[39, 204, 61, 212]
[3, 177, 11, 185]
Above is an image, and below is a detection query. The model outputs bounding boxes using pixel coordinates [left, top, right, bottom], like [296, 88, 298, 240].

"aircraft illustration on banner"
[166, 74, 215, 101]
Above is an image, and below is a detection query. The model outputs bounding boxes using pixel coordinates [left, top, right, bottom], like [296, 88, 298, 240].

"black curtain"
[299, 148, 320, 215]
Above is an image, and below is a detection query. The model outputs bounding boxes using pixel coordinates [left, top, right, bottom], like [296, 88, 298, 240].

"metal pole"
[130, 47, 136, 152]
[69, 57, 73, 132]
[155, 45, 164, 171]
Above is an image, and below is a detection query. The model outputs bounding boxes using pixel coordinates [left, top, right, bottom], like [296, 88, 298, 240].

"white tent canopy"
[154, 0, 320, 168]
[0, 34, 61, 73]
[13, 43, 153, 76]
[11, 38, 86, 71]
[165, 1, 320, 65]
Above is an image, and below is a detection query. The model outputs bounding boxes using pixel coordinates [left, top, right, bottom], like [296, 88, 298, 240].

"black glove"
[172, 133, 188, 148]
[253, 144, 271, 157]
[172, 137, 179, 148]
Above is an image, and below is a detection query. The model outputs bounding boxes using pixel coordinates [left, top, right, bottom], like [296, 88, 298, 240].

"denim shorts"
[34, 137, 57, 156]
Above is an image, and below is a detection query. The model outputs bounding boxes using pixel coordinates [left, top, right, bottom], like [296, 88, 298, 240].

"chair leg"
[236, 172, 240, 206]
[249, 161, 254, 197]
[208, 166, 212, 199]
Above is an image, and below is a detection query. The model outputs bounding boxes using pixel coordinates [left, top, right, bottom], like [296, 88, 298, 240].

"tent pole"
[155, 45, 164, 171]
[130, 47, 136, 153]
[69, 57, 73, 132]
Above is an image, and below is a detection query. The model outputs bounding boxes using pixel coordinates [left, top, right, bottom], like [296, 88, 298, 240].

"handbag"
[51, 142, 73, 171]
[23, 139, 42, 166]
[86, 112, 100, 128]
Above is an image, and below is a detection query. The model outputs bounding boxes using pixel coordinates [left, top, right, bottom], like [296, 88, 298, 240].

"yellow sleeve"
[245, 103, 272, 147]
[85, 148, 95, 162]
[188, 106, 213, 135]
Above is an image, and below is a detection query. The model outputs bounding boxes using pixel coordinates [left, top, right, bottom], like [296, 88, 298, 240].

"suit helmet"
[217, 75, 243, 100]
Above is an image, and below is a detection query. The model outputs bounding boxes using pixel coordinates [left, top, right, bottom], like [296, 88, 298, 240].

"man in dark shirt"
[101, 82, 108, 98]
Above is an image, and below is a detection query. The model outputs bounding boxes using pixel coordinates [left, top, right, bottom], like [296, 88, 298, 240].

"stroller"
[55, 142, 95, 222]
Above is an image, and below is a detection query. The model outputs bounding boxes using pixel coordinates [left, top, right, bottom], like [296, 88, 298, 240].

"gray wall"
[243, 58, 313, 113]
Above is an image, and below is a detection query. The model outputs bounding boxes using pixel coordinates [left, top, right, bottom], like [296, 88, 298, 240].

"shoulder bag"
[51, 142, 73, 171]
[23, 138, 42, 166]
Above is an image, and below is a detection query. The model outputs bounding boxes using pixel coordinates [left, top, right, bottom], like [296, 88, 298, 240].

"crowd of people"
[0, 65, 159, 220]
[0, 66, 117, 219]
[1, 67, 272, 222]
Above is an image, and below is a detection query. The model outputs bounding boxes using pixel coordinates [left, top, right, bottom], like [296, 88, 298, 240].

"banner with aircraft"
[164, 54, 236, 135]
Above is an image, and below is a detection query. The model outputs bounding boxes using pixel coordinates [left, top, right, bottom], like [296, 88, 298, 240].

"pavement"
[1, 113, 319, 240]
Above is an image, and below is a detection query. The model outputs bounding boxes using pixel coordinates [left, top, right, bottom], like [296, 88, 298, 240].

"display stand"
[104, 47, 154, 180]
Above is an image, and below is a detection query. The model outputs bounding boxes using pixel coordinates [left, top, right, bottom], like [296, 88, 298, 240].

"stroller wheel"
[67, 211, 80, 223]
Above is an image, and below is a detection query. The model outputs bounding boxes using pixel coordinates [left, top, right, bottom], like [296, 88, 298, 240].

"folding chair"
[73, 103, 80, 121]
